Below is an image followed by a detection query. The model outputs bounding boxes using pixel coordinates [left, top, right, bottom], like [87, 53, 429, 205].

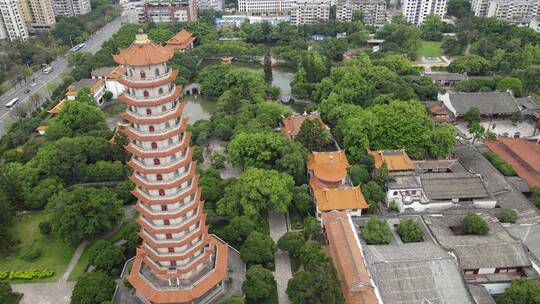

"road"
[0, 12, 129, 135]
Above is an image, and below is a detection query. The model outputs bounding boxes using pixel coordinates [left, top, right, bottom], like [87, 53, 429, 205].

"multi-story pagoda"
[114, 29, 228, 304]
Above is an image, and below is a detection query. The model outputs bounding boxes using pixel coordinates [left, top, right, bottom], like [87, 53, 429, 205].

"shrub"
[20, 245, 43, 262]
[362, 218, 392, 245]
[388, 201, 399, 212]
[0, 268, 54, 280]
[397, 219, 424, 243]
[277, 232, 305, 257]
[483, 152, 517, 176]
[38, 221, 52, 235]
[496, 209, 518, 224]
[532, 187, 540, 208]
[463, 213, 489, 235]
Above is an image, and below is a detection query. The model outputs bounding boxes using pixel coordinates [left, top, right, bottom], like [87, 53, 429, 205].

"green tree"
[199, 168, 225, 204]
[295, 119, 330, 151]
[420, 14, 444, 41]
[397, 219, 424, 243]
[220, 296, 245, 304]
[47, 187, 124, 244]
[240, 231, 276, 266]
[0, 280, 22, 304]
[71, 272, 116, 304]
[291, 184, 312, 214]
[87, 240, 125, 275]
[303, 216, 321, 240]
[362, 181, 384, 212]
[448, 55, 490, 75]
[47, 100, 108, 139]
[275, 141, 309, 185]
[286, 270, 343, 304]
[374, 55, 417, 76]
[468, 122, 485, 144]
[228, 132, 288, 169]
[39, 221, 52, 235]
[217, 168, 294, 218]
[447, 0, 471, 19]
[362, 218, 391, 245]
[349, 165, 371, 186]
[497, 77, 523, 97]
[278, 232, 305, 257]
[464, 107, 481, 126]
[496, 278, 540, 304]
[496, 209, 518, 224]
[222, 216, 256, 244]
[376, 15, 422, 58]
[463, 213, 489, 235]
[264, 52, 273, 84]
[148, 25, 174, 44]
[242, 265, 276, 301]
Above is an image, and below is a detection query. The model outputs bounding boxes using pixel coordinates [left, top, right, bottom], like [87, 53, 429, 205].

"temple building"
[307, 150, 351, 189]
[280, 112, 328, 140]
[165, 30, 196, 52]
[114, 29, 228, 304]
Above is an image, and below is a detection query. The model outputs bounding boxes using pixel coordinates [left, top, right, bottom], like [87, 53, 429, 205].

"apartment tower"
[401, 0, 447, 25]
[114, 29, 228, 304]
[51, 0, 91, 16]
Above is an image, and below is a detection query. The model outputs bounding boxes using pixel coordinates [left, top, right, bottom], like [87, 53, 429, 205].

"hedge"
[0, 268, 54, 280]
[483, 151, 517, 176]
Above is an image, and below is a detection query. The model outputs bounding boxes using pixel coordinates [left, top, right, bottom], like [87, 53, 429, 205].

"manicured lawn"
[418, 41, 444, 58]
[0, 211, 76, 283]
[68, 220, 134, 281]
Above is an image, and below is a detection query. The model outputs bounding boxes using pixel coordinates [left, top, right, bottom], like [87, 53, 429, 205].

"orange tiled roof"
[47, 99, 66, 115]
[35, 125, 49, 132]
[430, 104, 448, 115]
[114, 31, 174, 66]
[322, 212, 379, 304]
[110, 66, 126, 79]
[307, 151, 350, 183]
[281, 113, 326, 140]
[485, 138, 540, 187]
[314, 186, 368, 211]
[165, 30, 195, 51]
[368, 150, 415, 172]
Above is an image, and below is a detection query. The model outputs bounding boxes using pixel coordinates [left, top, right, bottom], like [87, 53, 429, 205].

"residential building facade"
[196, 0, 223, 11]
[336, 0, 387, 27]
[141, 0, 197, 23]
[0, 0, 28, 41]
[114, 29, 228, 304]
[472, 0, 540, 21]
[237, 0, 294, 16]
[291, 0, 331, 25]
[51, 0, 91, 16]
[19, 0, 55, 34]
[400, 0, 447, 25]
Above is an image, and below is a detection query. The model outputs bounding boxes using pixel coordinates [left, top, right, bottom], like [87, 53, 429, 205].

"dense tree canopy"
[228, 132, 288, 169]
[397, 219, 424, 243]
[71, 272, 116, 304]
[362, 218, 392, 245]
[47, 186, 124, 244]
[242, 265, 276, 301]
[463, 213, 489, 235]
[240, 231, 276, 266]
[496, 278, 540, 304]
[295, 119, 330, 151]
[376, 15, 422, 59]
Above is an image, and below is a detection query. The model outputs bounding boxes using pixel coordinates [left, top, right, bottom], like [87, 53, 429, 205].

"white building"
[0, 0, 29, 41]
[91, 66, 126, 98]
[336, 0, 387, 27]
[487, 0, 540, 21]
[196, 0, 223, 11]
[51, 0, 91, 16]
[237, 0, 294, 16]
[471, 0, 490, 16]
[291, 0, 331, 25]
[400, 0, 447, 25]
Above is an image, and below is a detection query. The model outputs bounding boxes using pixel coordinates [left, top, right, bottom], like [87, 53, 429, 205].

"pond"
[184, 59, 310, 123]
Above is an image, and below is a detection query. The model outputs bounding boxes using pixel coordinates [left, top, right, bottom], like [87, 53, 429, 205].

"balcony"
[131, 151, 189, 172]
[123, 67, 172, 83]
[141, 222, 201, 244]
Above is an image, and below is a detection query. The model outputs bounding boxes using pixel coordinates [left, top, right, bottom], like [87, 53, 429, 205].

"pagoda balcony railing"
[129, 136, 187, 154]
[143, 236, 204, 258]
[123, 67, 172, 83]
[126, 102, 179, 120]
[140, 210, 199, 230]
[125, 85, 176, 101]
[136, 179, 193, 202]
[136, 193, 195, 215]
[131, 154, 189, 172]
[133, 168, 192, 187]
[142, 222, 201, 244]
[127, 123, 181, 137]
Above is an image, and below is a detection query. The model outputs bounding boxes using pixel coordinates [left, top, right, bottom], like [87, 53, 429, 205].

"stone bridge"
[183, 83, 201, 95]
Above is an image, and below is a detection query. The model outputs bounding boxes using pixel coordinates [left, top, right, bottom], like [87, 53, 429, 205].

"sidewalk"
[268, 211, 292, 304]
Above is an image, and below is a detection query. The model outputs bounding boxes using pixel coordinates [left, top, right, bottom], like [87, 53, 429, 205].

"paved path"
[268, 211, 292, 304]
[12, 282, 75, 304]
[60, 241, 88, 282]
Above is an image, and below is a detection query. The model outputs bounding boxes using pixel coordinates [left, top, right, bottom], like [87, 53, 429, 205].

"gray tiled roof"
[448, 92, 520, 115]
[420, 172, 491, 200]
[426, 72, 468, 81]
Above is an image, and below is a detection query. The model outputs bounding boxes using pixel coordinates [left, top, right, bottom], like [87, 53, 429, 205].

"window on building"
[151, 142, 158, 149]
[140, 71, 146, 78]
[166, 233, 172, 239]
[156, 174, 163, 181]
[161, 204, 167, 211]
[146, 108, 152, 114]
[159, 88, 163, 95]
[153, 158, 161, 165]
[168, 247, 174, 253]
[164, 219, 170, 225]
[170, 260, 176, 266]
[393, 191, 398, 196]
[149, 125, 155, 132]
[143, 90, 149, 97]
[159, 189, 165, 196]
[155, 68, 160, 77]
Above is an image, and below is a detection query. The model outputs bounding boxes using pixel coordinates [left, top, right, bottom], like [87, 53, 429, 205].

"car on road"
[30, 82, 37, 87]
[43, 66, 53, 74]
[24, 89, 31, 94]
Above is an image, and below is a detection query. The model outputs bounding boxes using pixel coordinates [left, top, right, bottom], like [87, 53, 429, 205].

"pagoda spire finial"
[134, 28, 150, 44]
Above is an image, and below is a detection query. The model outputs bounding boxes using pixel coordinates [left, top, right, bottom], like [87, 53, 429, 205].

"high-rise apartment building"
[19, 0, 55, 33]
[196, 0, 223, 11]
[141, 0, 197, 23]
[237, 0, 294, 16]
[291, 0, 331, 25]
[51, 0, 91, 16]
[401, 0, 447, 25]
[0, 0, 28, 41]
[336, 0, 387, 27]
[114, 29, 228, 304]
[471, 0, 490, 16]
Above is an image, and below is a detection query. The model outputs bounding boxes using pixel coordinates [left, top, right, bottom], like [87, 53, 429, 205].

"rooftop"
[423, 213, 531, 269]
[280, 112, 327, 140]
[387, 174, 422, 190]
[67, 78, 103, 95]
[413, 158, 464, 173]
[165, 30, 195, 50]
[369, 150, 416, 172]
[113, 30, 174, 66]
[443, 92, 520, 116]
[307, 150, 350, 184]
[322, 212, 379, 304]
[91, 66, 125, 79]
[515, 96, 540, 113]
[425, 72, 468, 82]
[314, 187, 369, 211]
[420, 172, 491, 201]
[47, 99, 66, 115]
[484, 138, 540, 187]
